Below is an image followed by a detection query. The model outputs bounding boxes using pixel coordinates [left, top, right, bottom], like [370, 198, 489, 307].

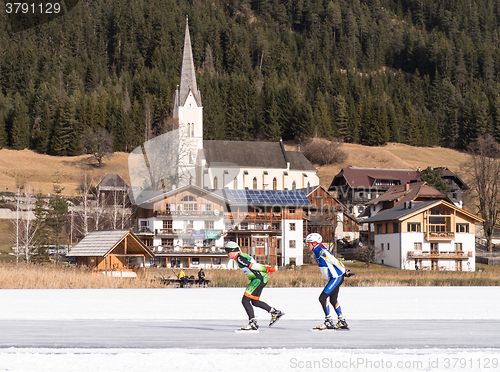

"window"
[407, 222, 421, 232]
[273, 177, 277, 190]
[289, 240, 296, 248]
[181, 196, 197, 211]
[393, 223, 400, 233]
[455, 243, 463, 251]
[431, 243, 438, 252]
[163, 220, 172, 229]
[456, 223, 469, 233]
[213, 177, 218, 189]
[140, 221, 148, 227]
[387, 243, 390, 250]
[233, 177, 237, 189]
[289, 207, 296, 214]
[377, 224, 383, 234]
[292, 181, 296, 190]
[240, 222, 248, 230]
[161, 238, 173, 246]
[381, 243, 384, 250]
[414, 242, 422, 251]
[184, 220, 194, 230]
[205, 221, 214, 229]
[289, 223, 296, 231]
[192, 258, 199, 265]
[253, 177, 257, 190]
[213, 257, 221, 265]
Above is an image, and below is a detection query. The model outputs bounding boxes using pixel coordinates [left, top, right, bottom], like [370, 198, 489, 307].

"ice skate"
[334, 316, 349, 330]
[240, 318, 259, 331]
[312, 316, 335, 331]
[269, 309, 284, 327]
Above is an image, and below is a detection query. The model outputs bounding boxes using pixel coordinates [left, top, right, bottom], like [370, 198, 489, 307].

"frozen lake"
[0, 287, 499, 371]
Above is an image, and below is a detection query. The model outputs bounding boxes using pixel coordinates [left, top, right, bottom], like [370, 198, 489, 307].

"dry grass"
[1, 143, 472, 196]
[0, 262, 167, 289]
[0, 149, 130, 196]
[2, 261, 497, 289]
[312, 142, 472, 189]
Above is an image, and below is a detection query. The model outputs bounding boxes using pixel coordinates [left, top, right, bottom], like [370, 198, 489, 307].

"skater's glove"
[264, 265, 276, 273]
[343, 270, 354, 278]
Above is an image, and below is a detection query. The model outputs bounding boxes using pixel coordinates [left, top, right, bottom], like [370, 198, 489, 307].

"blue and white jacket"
[313, 244, 346, 280]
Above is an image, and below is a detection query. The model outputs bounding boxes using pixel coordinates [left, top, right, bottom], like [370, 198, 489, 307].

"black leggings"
[241, 277, 271, 319]
[319, 276, 344, 317]
[242, 295, 271, 319]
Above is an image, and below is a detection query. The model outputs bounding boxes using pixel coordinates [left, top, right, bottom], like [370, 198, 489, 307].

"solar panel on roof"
[224, 190, 310, 205]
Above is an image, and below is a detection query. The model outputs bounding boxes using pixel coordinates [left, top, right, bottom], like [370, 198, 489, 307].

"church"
[132, 20, 320, 268]
[173, 19, 319, 191]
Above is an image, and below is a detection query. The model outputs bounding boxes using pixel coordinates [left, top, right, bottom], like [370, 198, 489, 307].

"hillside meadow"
[0, 142, 472, 196]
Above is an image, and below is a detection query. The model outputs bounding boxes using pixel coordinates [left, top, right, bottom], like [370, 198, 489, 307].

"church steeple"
[177, 17, 201, 107]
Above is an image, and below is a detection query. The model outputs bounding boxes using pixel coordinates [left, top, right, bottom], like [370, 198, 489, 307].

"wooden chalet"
[301, 185, 359, 244]
[67, 230, 154, 276]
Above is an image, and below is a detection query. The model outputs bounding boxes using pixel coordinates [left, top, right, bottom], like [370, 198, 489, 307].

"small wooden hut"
[67, 230, 154, 276]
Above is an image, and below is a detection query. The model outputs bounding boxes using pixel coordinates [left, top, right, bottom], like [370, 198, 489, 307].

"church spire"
[178, 17, 201, 106]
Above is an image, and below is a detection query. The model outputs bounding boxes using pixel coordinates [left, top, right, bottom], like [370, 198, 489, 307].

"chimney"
[405, 183, 410, 191]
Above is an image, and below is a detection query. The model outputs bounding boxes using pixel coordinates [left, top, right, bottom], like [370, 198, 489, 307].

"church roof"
[203, 140, 317, 171]
[178, 20, 201, 106]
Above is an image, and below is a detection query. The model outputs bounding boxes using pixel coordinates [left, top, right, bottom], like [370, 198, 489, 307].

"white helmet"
[305, 233, 322, 245]
[224, 241, 241, 253]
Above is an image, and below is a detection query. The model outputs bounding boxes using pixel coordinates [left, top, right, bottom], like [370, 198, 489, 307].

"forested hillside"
[1, 0, 500, 156]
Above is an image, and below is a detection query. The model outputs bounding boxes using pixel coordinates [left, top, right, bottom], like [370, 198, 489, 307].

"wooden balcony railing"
[408, 250, 472, 259]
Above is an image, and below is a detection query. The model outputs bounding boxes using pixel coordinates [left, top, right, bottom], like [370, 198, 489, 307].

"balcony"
[426, 231, 455, 241]
[165, 229, 223, 237]
[407, 250, 472, 259]
[154, 210, 219, 217]
[151, 246, 226, 254]
[138, 227, 154, 235]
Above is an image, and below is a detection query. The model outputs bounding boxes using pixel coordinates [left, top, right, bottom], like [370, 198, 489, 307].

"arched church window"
[253, 177, 257, 190]
[273, 177, 277, 190]
[292, 181, 296, 190]
[233, 177, 237, 189]
[213, 177, 218, 189]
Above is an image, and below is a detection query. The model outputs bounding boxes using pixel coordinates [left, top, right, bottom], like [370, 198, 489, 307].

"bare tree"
[12, 185, 41, 263]
[80, 127, 114, 167]
[301, 137, 347, 166]
[129, 128, 199, 205]
[355, 244, 384, 267]
[464, 134, 500, 252]
[77, 171, 94, 236]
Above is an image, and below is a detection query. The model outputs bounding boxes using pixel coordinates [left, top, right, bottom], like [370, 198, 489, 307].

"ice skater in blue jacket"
[306, 233, 349, 330]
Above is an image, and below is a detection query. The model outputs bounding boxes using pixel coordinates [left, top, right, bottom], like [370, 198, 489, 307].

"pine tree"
[9, 93, 30, 150]
[51, 96, 77, 155]
[312, 92, 332, 138]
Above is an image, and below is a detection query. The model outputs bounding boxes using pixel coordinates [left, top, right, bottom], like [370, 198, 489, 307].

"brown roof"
[330, 166, 419, 189]
[98, 174, 129, 189]
[366, 182, 449, 206]
[203, 140, 316, 171]
[67, 230, 154, 258]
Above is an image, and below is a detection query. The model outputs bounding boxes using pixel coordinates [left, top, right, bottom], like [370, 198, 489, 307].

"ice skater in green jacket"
[225, 241, 284, 330]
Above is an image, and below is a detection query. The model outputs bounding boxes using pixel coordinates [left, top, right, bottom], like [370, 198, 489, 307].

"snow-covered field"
[0, 286, 499, 372]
